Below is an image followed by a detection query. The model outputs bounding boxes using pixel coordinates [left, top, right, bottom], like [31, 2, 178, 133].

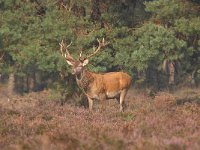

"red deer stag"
[59, 38, 132, 112]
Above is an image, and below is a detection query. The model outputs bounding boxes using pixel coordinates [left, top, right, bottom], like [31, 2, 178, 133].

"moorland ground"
[0, 86, 200, 150]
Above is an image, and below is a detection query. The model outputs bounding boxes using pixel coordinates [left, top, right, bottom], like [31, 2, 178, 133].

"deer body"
[60, 38, 132, 111]
[76, 69, 131, 99]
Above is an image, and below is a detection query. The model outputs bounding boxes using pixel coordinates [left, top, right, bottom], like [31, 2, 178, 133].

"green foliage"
[131, 23, 186, 71]
[0, 0, 200, 98]
[144, 0, 200, 84]
[175, 17, 200, 36]
[145, 0, 198, 22]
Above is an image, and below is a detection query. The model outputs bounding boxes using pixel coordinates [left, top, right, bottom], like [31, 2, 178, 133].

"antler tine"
[79, 49, 83, 58]
[66, 41, 72, 48]
[97, 38, 100, 44]
[59, 40, 74, 61]
[79, 50, 82, 57]
[86, 38, 109, 59]
[59, 40, 64, 56]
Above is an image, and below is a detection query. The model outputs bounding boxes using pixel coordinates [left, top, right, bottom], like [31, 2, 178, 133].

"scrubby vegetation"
[0, 88, 200, 150]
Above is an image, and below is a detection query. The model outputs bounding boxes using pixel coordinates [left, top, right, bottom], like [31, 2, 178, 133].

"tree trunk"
[191, 69, 198, 87]
[15, 75, 24, 93]
[23, 75, 29, 92]
[162, 59, 177, 91]
[28, 73, 36, 92]
[146, 66, 159, 90]
[168, 61, 175, 91]
[7, 73, 15, 97]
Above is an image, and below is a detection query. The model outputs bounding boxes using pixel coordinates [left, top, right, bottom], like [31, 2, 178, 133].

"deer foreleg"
[119, 89, 127, 112]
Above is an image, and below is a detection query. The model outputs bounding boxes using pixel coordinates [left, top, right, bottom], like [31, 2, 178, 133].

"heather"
[0, 0, 200, 96]
[0, 1, 200, 149]
[0, 88, 200, 150]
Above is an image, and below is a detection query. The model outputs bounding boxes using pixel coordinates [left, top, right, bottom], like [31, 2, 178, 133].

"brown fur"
[76, 69, 132, 111]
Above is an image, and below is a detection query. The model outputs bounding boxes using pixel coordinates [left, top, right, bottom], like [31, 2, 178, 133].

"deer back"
[85, 71, 131, 97]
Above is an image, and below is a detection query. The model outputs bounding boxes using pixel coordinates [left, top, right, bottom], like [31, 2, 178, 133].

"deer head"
[60, 38, 109, 75]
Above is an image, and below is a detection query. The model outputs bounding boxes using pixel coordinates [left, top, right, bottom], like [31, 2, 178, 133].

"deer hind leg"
[119, 89, 128, 112]
[88, 97, 93, 111]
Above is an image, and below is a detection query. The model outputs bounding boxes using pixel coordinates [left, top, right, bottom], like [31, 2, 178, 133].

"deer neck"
[75, 69, 94, 91]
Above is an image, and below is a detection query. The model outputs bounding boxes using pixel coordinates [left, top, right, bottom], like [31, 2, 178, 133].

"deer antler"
[59, 40, 74, 62]
[85, 38, 109, 60]
[79, 50, 82, 58]
[77, 48, 84, 61]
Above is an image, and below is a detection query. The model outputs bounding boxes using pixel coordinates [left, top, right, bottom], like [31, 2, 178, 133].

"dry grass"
[0, 87, 200, 150]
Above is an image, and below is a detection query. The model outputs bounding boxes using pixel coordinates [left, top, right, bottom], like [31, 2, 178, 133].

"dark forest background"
[0, 0, 199, 101]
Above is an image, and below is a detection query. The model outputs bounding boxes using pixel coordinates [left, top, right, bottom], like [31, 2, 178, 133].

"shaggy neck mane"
[75, 69, 94, 91]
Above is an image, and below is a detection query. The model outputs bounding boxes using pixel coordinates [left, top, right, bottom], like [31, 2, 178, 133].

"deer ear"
[66, 60, 74, 66]
[82, 59, 89, 66]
